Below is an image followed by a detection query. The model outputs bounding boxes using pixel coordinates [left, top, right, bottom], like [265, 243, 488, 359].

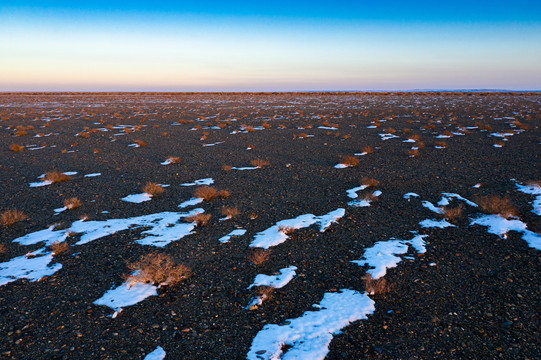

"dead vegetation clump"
[133, 140, 147, 147]
[251, 159, 270, 168]
[221, 207, 240, 219]
[0, 244, 6, 255]
[0, 209, 28, 226]
[443, 205, 463, 221]
[247, 248, 270, 266]
[407, 149, 420, 157]
[9, 144, 24, 152]
[126, 253, 192, 286]
[475, 195, 519, 219]
[14, 130, 28, 137]
[50, 241, 70, 256]
[339, 155, 359, 167]
[277, 226, 296, 234]
[184, 213, 211, 226]
[164, 156, 180, 164]
[363, 273, 389, 295]
[362, 146, 373, 154]
[64, 197, 82, 210]
[362, 191, 379, 202]
[361, 177, 379, 188]
[435, 141, 447, 148]
[143, 182, 164, 197]
[44, 171, 71, 184]
[194, 186, 230, 201]
[222, 165, 233, 171]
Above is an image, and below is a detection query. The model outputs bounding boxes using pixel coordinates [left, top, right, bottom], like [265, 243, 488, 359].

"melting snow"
[470, 214, 541, 250]
[250, 209, 345, 249]
[94, 281, 157, 311]
[180, 178, 214, 186]
[346, 185, 368, 199]
[515, 182, 541, 215]
[219, 229, 247, 243]
[0, 250, 62, 286]
[121, 193, 152, 203]
[247, 289, 374, 360]
[404, 193, 420, 199]
[143, 347, 166, 360]
[419, 219, 455, 228]
[178, 197, 203, 209]
[352, 233, 427, 279]
[84, 173, 101, 177]
[248, 266, 297, 289]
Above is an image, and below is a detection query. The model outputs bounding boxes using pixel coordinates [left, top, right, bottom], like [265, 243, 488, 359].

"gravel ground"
[0, 92, 540, 359]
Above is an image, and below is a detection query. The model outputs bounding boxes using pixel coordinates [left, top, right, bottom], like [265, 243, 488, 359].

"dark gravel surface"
[0, 93, 540, 359]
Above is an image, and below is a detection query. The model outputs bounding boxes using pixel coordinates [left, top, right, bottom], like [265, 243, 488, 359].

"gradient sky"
[1, 1, 540, 91]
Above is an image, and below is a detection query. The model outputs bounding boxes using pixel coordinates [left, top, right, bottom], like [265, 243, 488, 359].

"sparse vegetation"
[0, 209, 28, 226]
[251, 159, 270, 167]
[435, 141, 447, 148]
[407, 149, 420, 157]
[222, 165, 233, 171]
[9, 144, 24, 152]
[44, 171, 71, 184]
[194, 186, 230, 201]
[51, 241, 69, 256]
[339, 155, 359, 167]
[362, 146, 373, 154]
[221, 207, 240, 219]
[133, 140, 147, 147]
[443, 205, 463, 221]
[64, 197, 82, 210]
[363, 273, 389, 295]
[361, 177, 379, 188]
[475, 195, 518, 219]
[277, 226, 296, 234]
[247, 248, 270, 266]
[184, 213, 211, 226]
[126, 253, 192, 287]
[143, 182, 164, 197]
[164, 156, 180, 164]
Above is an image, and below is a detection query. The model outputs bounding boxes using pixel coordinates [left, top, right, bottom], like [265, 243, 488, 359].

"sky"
[1, 1, 540, 91]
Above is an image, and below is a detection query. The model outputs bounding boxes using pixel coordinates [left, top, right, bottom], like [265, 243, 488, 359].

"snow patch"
[144, 347, 166, 360]
[180, 178, 214, 187]
[0, 250, 62, 286]
[419, 219, 455, 228]
[94, 281, 157, 311]
[248, 266, 297, 289]
[121, 193, 152, 203]
[219, 229, 247, 243]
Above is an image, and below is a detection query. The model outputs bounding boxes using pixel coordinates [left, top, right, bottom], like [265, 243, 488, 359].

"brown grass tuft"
[435, 141, 447, 148]
[221, 207, 240, 219]
[362, 146, 373, 154]
[251, 159, 270, 167]
[126, 253, 192, 286]
[361, 177, 379, 188]
[222, 165, 233, 171]
[164, 156, 180, 164]
[9, 144, 24, 152]
[407, 149, 420, 157]
[339, 155, 359, 167]
[14, 130, 27, 137]
[194, 186, 230, 201]
[0, 209, 28, 226]
[143, 182, 164, 196]
[184, 213, 211, 226]
[363, 273, 389, 295]
[133, 140, 147, 147]
[443, 205, 463, 221]
[254, 285, 275, 301]
[277, 226, 296, 234]
[247, 248, 270, 266]
[0, 244, 5, 255]
[51, 241, 70, 256]
[64, 197, 82, 210]
[44, 171, 71, 184]
[475, 195, 519, 219]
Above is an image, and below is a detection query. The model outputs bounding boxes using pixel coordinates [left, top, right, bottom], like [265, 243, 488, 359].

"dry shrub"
[442, 130, 454, 137]
[126, 253, 192, 286]
[297, 133, 308, 139]
[14, 130, 27, 137]
[124, 128, 132, 134]
[362, 191, 379, 202]
[384, 128, 396, 134]
[361, 177, 379, 188]
[222, 165, 232, 171]
[221, 207, 240, 219]
[443, 205, 463, 221]
[176, 119, 188, 124]
[78, 131, 90, 138]
[105, 124, 114, 130]
[342, 134, 352, 140]
[0, 209, 28, 226]
[92, 148, 100, 154]
[251, 159, 270, 167]
[51, 241, 69, 256]
[322, 121, 338, 128]
[161, 132, 167, 137]
[165, 156, 180, 164]
[9, 144, 24, 152]
[133, 140, 147, 147]
[247, 248, 270, 266]
[64, 197, 82, 209]
[416, 141, 425, 149]
[184, 213, 211, 226]
[277, 225, 296, 234]
[408, 134, 421, 141]
[143, 182, 164, 196]
[44, 171, 71, 184]
[255, 285, 275, 301]
[244, 125, 256, 132]
[246, 145, 255, 150]
[363, 273, 389, 295]
[0, 244, 5, 255]
[475, 195, 518, 219]
[435, 141, 447, 148]
[362, 146, 373, 154]
[408, 149, 420, 157]
[402, 128, 411, 134]
[194, 186, 230, 201]
[262, 122, 271, 129]
[339, 155, 359, 167]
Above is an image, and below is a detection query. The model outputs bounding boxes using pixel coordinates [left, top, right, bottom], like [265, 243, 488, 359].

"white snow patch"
[180, 178, 214, 187]
[422, 201, 444, 214]
[334, 163, 351, 169]
[346, 185, 368, 199]
[404, 193, 420, 199]
[250, 209, 345, 249]
[121, 193, 152, 203]
[248, 266, 297, 289]
[94, 281, 157, 311]
[348, 191, 381, 207]
[419, 219, 455, 228]
[231, 166, 259, 171]
[178, 197, 203, 209]
[84, 173, 101, 177]
[515, 182, 541, 215]
[144, 347, 166, 360]
[352, 233, 427, 279]
[441, 193, 478, 207]
[219, 229, 247, 243]
[0, 251, 62, 286]
[379, 133, 399, 140]
[470, 214, 541, 250]
[247, 289, 374, 360]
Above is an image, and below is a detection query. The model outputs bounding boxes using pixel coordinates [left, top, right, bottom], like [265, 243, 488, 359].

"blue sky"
[1, 1, 540, 91]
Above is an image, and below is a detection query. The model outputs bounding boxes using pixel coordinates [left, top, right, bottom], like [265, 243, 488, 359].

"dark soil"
[0, 92, 540, 359]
